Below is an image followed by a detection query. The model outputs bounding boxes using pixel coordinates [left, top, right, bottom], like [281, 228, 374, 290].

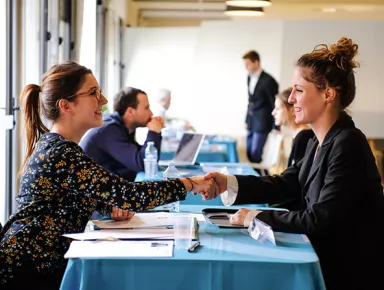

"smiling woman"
[203, 37, 384, 290]
[0, 61, 218, 289]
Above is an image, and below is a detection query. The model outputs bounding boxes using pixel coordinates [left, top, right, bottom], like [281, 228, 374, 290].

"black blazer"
[245, 71, 278, 133]
[235, 113, 384, 289]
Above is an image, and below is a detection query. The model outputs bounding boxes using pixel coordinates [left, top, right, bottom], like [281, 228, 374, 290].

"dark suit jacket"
[235, 113, 384, 289]
[79, 112, 162, 181]
[246, 71, 278, 133]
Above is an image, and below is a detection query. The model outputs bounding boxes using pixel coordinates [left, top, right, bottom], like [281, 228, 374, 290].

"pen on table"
[188, 241, 201, 252]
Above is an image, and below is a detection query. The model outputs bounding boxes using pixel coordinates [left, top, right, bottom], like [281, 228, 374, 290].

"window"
[0, 0, 7, 224]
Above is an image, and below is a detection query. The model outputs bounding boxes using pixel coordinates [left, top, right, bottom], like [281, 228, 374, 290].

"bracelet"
[185, 177, 197, 192]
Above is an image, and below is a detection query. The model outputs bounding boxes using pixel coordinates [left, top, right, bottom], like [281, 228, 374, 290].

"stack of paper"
[92, 212, 173, 229]
[64, 240, 173, 258]
[63, 228, 174, 241]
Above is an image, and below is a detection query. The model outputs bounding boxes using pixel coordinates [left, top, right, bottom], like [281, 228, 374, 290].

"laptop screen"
[172, 133, 205, 164]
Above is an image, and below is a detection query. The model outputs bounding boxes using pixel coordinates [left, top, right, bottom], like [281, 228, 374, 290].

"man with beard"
[80, 87, 164, 181]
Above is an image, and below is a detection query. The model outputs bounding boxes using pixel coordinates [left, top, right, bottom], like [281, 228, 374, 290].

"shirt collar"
[250, 67, 263, 78]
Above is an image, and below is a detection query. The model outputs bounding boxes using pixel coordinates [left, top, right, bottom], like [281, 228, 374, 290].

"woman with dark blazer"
[204, 37, 384, 290]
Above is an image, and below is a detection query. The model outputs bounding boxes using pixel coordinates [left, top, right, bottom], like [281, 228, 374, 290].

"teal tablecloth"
[135, 162, 263, 206]
[60, 205, 325, 290]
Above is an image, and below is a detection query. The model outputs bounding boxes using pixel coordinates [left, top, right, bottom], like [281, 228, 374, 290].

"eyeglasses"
[67, 87, 104, 102]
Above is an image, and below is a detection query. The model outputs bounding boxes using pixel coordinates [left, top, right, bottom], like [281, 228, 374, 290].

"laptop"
[158, 133, 205, 166]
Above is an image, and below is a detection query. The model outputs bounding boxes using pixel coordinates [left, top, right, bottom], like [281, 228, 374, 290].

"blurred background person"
[270, 87, 314, 210]
[152, 88, 172, 119]
[80, 87, 164, 181]
[243, 50, 279, 163]
[272, 87, 314, 167]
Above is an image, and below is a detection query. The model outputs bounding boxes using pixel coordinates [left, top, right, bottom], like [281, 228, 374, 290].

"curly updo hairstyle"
[297, 37, 360, 110]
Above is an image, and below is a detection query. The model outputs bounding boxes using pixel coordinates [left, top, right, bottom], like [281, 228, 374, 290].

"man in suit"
[243, 50, 279, 163]
[79, 87, 164, 181]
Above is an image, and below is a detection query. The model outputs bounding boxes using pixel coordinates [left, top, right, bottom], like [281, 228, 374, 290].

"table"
[135, 162, 263, 206]
[60, 205, 325, 290]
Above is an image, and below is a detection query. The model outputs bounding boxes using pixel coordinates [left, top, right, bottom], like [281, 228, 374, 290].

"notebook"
[159, 133, 205, 166]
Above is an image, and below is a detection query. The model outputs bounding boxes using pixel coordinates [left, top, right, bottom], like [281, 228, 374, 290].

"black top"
[287, 129, 315, 167]
[234, 113, 384, 289]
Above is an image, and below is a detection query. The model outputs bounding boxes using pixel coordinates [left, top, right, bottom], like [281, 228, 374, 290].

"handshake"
[112, 172, 256, 227]
[112, 172, 228, 221]
[182, 172, 228, 201]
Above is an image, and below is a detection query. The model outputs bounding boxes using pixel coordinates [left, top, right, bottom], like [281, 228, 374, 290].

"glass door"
[0, 0, 6, 225]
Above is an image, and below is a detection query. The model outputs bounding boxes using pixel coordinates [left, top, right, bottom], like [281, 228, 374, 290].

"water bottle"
[145, 141, 158, 160]
[144, 142, 158, 177]
[163, 162, 180, 212]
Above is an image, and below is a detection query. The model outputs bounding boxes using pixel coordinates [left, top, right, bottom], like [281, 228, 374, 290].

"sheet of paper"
[92, 212, 173, 229]
[249, 218, 276, 246]
[64, 228, 174, 241]
[64, 240, 173, 258]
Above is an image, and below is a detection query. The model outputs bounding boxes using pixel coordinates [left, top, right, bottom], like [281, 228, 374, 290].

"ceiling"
[130, 0, 384, 26]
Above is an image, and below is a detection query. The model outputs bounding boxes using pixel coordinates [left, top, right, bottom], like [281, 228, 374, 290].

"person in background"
[80, 87, 163, 181]
[272, 87, 314, 167]
[152, 88, 172, 119]
[270, 87, 314, 210]
[243, 50, 279, 163]
[205, 37, 384, 289]
[152, 88, 195, 132]
[0, 61, 217, 289]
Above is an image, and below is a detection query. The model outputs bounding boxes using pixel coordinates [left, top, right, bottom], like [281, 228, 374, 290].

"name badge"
[248, 218, 276, 246]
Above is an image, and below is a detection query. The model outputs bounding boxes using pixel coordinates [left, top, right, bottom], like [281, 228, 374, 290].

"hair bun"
[328, 37, 359, 71]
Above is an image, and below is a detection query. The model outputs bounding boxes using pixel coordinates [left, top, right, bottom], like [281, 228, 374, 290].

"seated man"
[80, 87, 164, 181]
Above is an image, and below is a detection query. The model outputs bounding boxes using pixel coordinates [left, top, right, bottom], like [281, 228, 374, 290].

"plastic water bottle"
[163, 162, 180, 212]
[144, 142, 158, 176]
[145, 141, 158, 160]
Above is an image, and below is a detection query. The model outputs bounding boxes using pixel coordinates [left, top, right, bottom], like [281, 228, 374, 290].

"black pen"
[187, 241, 201, 252]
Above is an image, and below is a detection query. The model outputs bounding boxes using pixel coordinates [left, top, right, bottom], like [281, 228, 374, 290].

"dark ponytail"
[19, 61, 92, 173]
[19, 84, 49, 173]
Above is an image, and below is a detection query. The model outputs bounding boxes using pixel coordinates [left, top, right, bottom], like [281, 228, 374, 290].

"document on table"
[92, 212, 173, 229]
[63, 228, 174, 241]
[91, 212, 205, 229]
[64, 240, 173, 258]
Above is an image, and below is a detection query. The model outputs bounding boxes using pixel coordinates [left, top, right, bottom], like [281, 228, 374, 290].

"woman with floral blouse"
[0, 61, 216, 289]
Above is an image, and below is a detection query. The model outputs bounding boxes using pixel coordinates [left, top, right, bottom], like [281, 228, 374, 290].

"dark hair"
[20, 61, 92, 172]
[242, 50, 260, 62]
[297, 37, 360, 110]
[276, 87, 293, 108]
[113, 87, 147, 116]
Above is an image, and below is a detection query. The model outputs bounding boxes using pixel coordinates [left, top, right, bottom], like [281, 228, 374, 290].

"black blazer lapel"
[247, 75, 251, 97]
[298, 138, 317, 188]
[303, 113, 351, 188]
[252, 71, 266, 96]
[304, 144, 330, 188]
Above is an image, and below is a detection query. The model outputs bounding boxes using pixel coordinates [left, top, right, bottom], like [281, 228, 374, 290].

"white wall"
[122, 19, 384, 158]
[280, 20, 384, 138]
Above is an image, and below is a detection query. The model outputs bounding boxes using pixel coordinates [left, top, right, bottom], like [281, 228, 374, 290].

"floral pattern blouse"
[0, 133, 187, 285]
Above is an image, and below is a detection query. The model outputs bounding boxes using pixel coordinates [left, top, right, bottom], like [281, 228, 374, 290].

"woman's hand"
[203, 172, 227, 196]
[111, 207, 135, 221]
[181, 176, 219, 200]
[230, 208, 262, 227]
